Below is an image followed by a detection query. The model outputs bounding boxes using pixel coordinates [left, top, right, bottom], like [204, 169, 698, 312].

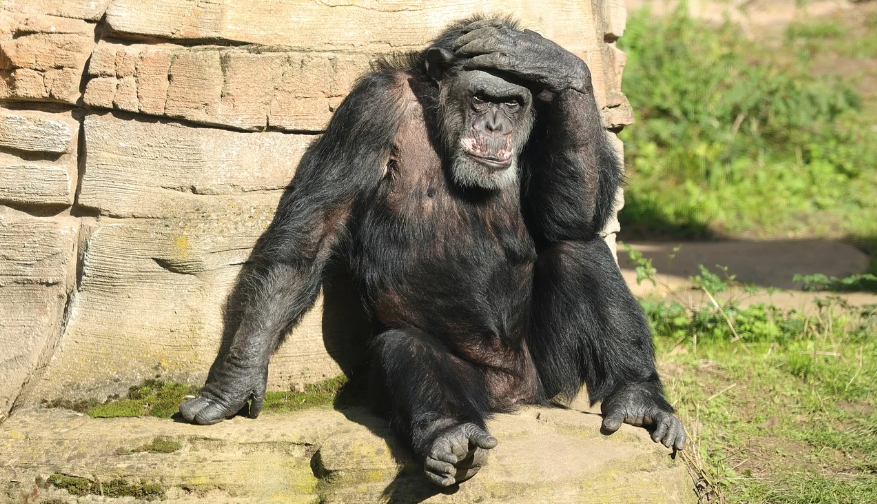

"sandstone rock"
[101, 0, 632, 126]
[603, 0, 628, 40]
[0, 406, 695, 503]
[0, 12, 95, 104]
[29, 216, 355, 401]
[0, 108, 78, 206]
[29, 113, 367, 401]
[0, 107, 77, 154]
[0, 154, 76, 206]
[83, 41, 372, 131]
[78, 113, 311, 217]
[0, 211, 78, 416]
[0, 0, 112, 21]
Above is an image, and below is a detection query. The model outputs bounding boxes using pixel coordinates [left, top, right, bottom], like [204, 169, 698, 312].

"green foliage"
[139, 436, 182, 454]
[618, 6, 877, 239]
[793, 272, 877, 292]
[620, 242, 658, 285]
[690, 264, 733, 293]
[87, 379, 200, 419]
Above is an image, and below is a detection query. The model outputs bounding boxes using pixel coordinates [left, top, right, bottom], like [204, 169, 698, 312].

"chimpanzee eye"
[506, 98, 520, 109]
[472, 94, 486, 105]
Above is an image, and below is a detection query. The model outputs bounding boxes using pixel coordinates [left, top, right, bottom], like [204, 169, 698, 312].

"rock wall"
[0, 0, 633, 416]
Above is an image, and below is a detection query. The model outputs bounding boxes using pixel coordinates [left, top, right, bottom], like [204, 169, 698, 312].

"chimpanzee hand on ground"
[600, 385, 687, 451]
[179, 358, 268, 425]
[452, 20, 592, 94]
[424, 423, 498, 487]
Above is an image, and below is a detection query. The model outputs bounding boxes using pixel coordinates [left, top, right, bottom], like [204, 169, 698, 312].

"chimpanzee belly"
[357, 197, 540, 407]
[351, 96, 540, 407]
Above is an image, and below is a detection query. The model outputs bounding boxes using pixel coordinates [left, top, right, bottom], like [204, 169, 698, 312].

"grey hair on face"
[449, 153, 519, 190]
[436, 80, 532, 192]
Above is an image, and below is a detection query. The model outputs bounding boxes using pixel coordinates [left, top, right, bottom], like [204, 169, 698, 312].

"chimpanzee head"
[425, 47, 535, 191]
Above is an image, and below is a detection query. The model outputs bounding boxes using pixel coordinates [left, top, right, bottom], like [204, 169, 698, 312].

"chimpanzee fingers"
[674, 427, 687, 451]
[464, 424, 498, 450]
[179, 395, 210, 422]
[650, 413, 687, 450]
[424, 457, 456, 487]
[455, 39, 504, 58]
[651, 416, 670, 444]
[453, 27, 503, 50]
[463, 53, 518, 75]
[461, 18, 507, 33]
[665, 418, 687, 451]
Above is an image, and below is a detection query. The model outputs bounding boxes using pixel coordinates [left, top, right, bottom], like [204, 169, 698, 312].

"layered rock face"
[0, 3, 699, 502]
[0, 0, 633, 414]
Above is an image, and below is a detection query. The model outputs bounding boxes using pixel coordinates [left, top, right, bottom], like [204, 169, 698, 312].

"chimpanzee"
[180, 16, 686, 487]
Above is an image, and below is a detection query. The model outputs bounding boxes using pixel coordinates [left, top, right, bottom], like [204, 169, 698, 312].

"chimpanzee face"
[438, 69, 534, 190]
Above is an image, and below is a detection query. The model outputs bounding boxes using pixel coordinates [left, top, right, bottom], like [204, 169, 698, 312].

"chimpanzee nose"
[485, 110, 503, 132]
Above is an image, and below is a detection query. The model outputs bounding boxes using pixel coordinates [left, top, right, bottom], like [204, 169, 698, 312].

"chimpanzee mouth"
[460, 137, 513, 171]
[467, 153, 513, 171]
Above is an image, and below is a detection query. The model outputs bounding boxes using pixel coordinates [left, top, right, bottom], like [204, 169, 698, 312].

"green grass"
[618, 5, 877, 242]
[786, 20, 844, 40]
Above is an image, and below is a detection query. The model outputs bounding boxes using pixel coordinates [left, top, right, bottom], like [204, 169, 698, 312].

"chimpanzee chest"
[354, 114, 536, 349]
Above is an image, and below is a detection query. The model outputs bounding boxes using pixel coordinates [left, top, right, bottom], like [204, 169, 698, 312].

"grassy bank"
[630, 254, 877, 503]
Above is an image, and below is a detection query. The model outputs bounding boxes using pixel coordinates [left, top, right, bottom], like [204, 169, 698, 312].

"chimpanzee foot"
[424, 423, 498, 487]
[600, 385, 687, 451]
[179, 363, 267, 425]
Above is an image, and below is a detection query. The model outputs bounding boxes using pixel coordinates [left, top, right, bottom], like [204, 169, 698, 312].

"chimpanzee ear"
[425, 47, 455, 81]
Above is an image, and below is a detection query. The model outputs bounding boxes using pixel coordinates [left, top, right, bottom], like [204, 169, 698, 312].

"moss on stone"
[262, 375, 348, 413]
[41, 398, 101, 414]
[118, 436, 182, 455]
[47, 473, 165, 500]
[142, 436, 182, 453]
[47, 375, 349, 420]
[87, 379, 200, 419]
[47, 474, 91, 496]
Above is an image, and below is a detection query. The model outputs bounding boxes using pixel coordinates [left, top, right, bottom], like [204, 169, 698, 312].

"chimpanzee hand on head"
[451, 20, 593, 94]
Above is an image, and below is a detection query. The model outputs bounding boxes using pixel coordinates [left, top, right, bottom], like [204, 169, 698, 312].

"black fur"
[181, 16, 686, 486]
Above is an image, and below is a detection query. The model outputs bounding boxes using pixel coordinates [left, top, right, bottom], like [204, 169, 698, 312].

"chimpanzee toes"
[179, 395, 210, 422]
[179, 394, 234, 425]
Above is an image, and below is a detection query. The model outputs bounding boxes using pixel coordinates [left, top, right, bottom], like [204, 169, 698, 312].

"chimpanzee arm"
[456, 24, 686, 450]
[180, 73, 399, 425]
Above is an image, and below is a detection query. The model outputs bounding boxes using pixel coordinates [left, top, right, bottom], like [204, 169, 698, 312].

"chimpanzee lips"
[460, 135, 513, 169]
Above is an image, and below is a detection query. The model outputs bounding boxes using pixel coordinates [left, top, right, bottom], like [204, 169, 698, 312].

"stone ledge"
[0, 405, 695, 503]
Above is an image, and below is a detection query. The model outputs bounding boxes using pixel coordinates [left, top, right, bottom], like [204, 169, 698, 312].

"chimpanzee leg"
[528, 239, 684, 448]
[370, 328, 498, 487]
